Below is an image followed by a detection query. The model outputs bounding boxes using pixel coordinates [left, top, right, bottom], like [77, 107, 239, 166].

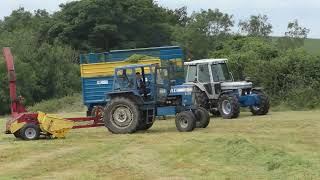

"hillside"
[304, 38, 320, 56]
[272, 37, 320, 56]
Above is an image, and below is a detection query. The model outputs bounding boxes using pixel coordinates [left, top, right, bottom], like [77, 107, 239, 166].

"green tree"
[172, 8, 234, 59]
[42, 0, 177, 51]
[238, 14, 272, 37]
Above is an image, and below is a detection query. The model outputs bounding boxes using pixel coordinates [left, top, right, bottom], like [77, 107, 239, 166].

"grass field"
[0, 111, 319, 180]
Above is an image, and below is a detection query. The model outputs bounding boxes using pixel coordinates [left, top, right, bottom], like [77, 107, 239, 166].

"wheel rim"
[25, 128, 37, 139]
[179, 117, 189, 129]
[222, 100, 232, 115]
[252, 106, 260, 111]
[111, 105, 133, 127]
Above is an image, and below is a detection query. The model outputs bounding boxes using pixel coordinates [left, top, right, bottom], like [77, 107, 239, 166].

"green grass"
[0, 111, 319, 179]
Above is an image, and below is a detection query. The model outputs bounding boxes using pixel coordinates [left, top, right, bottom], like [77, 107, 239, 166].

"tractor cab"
[185, 59, 252, 99]
[112, 64, 173, 103]
[113, 64, 155, 100]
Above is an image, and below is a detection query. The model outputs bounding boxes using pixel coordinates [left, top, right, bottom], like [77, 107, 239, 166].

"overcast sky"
[0, 0, 319, 38]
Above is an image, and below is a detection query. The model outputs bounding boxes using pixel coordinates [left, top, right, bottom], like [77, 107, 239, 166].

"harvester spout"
[2, 47, 26, 117]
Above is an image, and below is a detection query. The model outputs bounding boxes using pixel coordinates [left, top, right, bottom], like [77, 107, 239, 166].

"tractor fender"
[252, 87, 264, 92]
[106, 91, 143, 105]
[219, 90, 234, 97]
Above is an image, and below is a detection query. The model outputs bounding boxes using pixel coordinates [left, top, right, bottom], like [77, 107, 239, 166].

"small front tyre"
[250, 91, 270, 115]
[19, 123, 40, 141]
[175, 111, 196, 132]
[195, 107, 210, 128]
[218, 94, 240, 119]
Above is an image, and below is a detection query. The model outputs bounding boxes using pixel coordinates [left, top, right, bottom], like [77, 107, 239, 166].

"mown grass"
[0, 111, 319, 180]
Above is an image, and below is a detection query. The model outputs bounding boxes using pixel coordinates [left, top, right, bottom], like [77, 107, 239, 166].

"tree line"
[0, 0, 318, 114]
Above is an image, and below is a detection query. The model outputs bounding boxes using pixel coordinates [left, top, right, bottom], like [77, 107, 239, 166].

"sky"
[0, 0, 319, 38]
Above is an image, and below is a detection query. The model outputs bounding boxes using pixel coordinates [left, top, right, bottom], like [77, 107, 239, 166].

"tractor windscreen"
[211, 63, 232, 82]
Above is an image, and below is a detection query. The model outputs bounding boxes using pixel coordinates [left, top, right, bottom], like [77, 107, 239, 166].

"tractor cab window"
[198, 64, 210, 83]
[211, 63, 232, 82]
[187, 65, 197, 82]
[156, 69, 168, 85]
[115, 69, 132, 90]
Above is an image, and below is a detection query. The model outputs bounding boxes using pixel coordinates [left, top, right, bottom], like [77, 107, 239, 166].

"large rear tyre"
[19, 123, 40, 141]
[175, 111, 196, 132]
[218, 94, 240, 119]
[195, 107, 210, 128]
[103, 97, 140, 134]
[194, 87, 209, 108]
[250, 91, 270, 115]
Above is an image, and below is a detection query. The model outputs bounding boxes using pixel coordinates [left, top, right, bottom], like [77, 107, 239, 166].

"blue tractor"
[103, 64, 210, 133]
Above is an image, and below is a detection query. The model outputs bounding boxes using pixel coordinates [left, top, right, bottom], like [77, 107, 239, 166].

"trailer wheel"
[218, 94, 240, 119]
[91, 106, 104, 120]
[250, 91, 270, 115]
[103, 97, 140, 134]
[175, 111, 196, 132]
[19, 123, 40, 140]
[195, 107, 210, 128]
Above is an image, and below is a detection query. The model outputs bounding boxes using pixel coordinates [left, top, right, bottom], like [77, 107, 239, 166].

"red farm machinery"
[2, 47, 104, 140]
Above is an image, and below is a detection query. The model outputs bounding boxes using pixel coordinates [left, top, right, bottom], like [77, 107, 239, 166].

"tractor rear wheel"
[250, 91, 270, 115]
[175, 111, 196, 132]
[195, 107, 210, 128]
[194, 87, 209, 109]
[19, 123, 40, 140]
[103, 97, 140, 134]
[218, 94, 240, 119]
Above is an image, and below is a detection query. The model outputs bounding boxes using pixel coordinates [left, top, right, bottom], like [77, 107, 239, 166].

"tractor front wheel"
[19, 123, 40, 141]
[195, 107, 210, 128]
[250, 91, 270, 115]
[175, 111, 196, 132]
[218, 94, 240, 119]
[103, 97, 140, 134]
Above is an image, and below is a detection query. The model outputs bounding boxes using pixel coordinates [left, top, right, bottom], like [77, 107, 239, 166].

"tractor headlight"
[175, 87, 193, 93]
[159, 88, 167, 95]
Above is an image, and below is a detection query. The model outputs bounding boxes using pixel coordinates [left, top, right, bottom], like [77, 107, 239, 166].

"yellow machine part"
[37, 112, 75, 138]
[10, 121, 26, 134]
[80, 59, 161, 78]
